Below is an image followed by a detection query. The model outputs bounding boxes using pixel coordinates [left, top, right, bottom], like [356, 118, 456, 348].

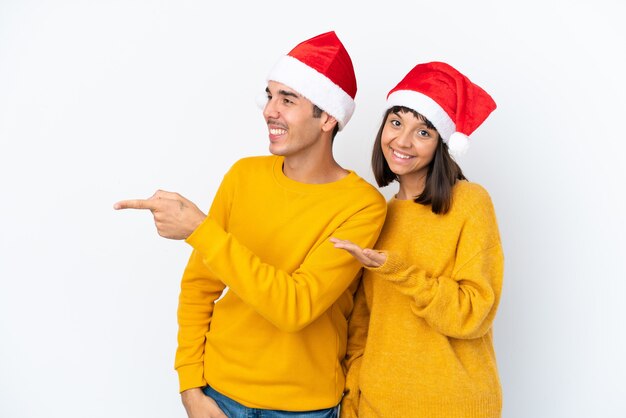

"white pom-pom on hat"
[446, 132, 470, 157]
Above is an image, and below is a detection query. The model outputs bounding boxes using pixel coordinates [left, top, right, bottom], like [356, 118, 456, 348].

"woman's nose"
[395, 130, 412, 148]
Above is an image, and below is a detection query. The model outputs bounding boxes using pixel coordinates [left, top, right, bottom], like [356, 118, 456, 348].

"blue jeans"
[202, 386, 338, 418]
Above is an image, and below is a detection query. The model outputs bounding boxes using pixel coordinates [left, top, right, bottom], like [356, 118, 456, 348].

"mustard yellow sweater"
[341, 181, 504, 418]
[175, 155, 387, 411]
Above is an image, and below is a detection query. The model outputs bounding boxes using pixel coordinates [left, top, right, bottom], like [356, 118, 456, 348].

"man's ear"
[321, 113, 338, 133]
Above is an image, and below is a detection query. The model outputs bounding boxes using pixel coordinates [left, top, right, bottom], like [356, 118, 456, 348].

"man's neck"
[282, 152, 348, 184]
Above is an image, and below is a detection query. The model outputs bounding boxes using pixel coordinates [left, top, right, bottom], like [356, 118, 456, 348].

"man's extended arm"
[184, 196, 386, 332]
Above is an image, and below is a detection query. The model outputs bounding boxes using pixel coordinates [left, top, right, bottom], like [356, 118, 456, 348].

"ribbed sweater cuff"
[185, 217, 227, 262]
[367, 251, 427, 289]
[366, 251, 434, 308]
[367, 251, 404, 276]
[176, 363, 206, 393]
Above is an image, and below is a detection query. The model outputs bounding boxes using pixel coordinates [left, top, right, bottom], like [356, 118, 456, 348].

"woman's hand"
[330, 237, 386, 268]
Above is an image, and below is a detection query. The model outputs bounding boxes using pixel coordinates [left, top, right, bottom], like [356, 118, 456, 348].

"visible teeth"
[393, 149, 412, 159]
[270, 128, 286, 135]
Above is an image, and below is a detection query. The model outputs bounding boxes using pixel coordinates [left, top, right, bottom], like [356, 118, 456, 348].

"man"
[115, 31, 386, 417]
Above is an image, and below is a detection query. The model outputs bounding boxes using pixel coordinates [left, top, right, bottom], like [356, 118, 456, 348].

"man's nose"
[263, 98, 279, 119]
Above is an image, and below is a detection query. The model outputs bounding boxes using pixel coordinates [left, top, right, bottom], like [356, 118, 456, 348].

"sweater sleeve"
[340, 280, 369, 418]
[174, 170, 233, 392]
[185, 199, 386, 333]
[174, 252, 226, 392]
[369, 198, 504, 340]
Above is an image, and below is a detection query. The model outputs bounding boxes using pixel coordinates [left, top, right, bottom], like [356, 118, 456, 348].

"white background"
[1, 1, 625, 417]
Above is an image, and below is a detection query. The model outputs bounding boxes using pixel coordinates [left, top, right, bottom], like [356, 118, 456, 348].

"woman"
[331, 61, 503, 418]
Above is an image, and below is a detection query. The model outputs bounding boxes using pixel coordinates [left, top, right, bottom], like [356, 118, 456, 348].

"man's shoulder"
[333, 171, 387, 218]
[344, 171, 386, 203]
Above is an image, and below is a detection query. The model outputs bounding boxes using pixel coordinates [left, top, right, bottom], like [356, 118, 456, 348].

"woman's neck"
[396, 174, 426, 200]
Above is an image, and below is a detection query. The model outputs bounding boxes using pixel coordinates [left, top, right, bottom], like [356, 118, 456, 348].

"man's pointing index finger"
[113, 199, 158, 211]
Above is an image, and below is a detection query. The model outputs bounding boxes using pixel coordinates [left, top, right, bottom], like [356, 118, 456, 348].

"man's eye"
[283, 98, 293, 104]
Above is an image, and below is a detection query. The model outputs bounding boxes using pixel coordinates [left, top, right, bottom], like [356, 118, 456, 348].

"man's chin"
[268, 144, 287, 156]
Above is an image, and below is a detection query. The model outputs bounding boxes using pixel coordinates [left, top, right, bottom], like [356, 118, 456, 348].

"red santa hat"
[266, 31, 357, 131]
[386, 61, 496, 156]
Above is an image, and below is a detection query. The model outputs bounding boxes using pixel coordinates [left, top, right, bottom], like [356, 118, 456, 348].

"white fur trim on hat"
[386, 90, 456, 140]
[267, 55, 355, 130]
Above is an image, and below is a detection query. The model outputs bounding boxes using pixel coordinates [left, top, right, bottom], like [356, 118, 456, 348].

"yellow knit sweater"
[175, 155, 387, 410]
[341, 181, 504, 418]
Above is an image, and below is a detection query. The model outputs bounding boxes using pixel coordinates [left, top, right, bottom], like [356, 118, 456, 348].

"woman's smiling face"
[381, 109, 440, 184]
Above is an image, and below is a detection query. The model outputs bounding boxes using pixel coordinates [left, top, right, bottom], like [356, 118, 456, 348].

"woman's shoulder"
[453, 180, 492, 202]
[451, 180, 502, 247]
[451, 180, 496, 215]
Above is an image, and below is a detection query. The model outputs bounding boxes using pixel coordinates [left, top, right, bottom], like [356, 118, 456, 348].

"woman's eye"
[390, 119, 401, 127]
[417, 130, 430, 137]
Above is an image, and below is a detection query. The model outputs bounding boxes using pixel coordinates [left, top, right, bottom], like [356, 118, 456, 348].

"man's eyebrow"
[265, 87, 300, 99]
[278, 89, 300, 99]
